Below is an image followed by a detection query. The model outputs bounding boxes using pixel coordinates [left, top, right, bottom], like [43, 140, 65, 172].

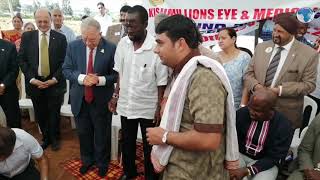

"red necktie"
[85, 49, 94, 103]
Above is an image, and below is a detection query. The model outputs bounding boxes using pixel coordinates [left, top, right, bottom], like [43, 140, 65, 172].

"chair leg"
[70, 117, 76, 129]
[28, 108, 35, 122]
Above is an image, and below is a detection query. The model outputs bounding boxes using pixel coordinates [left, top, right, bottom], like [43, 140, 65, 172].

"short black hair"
[156, 14, 202, 49]
[0, 127, 16, 158]
[127, 5, 148, 24]
[120, 5, 131, 13]
[81, 15, 89, 21]
[97, 2, 104, 7]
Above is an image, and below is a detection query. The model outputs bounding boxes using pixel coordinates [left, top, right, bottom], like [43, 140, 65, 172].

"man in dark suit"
[0, 39, 21, 128]
[18, 8, 67, 151]
[63, 17, 117, 177]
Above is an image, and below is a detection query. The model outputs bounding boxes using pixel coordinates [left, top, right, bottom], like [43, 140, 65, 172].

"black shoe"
[80, 164, 93, 175]
[118, 174, 137, 180]
[41, 141, 50, 150]
[98, 167, 107, 177]
[51, 140, 61, 151]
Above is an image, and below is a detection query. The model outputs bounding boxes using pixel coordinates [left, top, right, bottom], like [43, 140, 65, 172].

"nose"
[153, 46, 159, 54]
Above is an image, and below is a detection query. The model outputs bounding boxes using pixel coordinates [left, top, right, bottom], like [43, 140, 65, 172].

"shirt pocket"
[139, 67, 153, 82]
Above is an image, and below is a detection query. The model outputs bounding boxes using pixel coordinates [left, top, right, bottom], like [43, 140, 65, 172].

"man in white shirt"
[94, 2, 112, 36]
[0, 127, 48, 180]
[51, 9, 76, 43]
[108, 5, 168, 180]
[244, 13, 319, 128]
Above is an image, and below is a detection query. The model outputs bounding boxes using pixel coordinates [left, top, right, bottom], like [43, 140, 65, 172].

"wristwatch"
[162, 131, 169, 144]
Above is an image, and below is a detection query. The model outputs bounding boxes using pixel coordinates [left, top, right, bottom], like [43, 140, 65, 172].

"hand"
[83, 74, 99, 87]
[269, 87, 279, 96]
[253, 84, 263, 91]
[0, 84, 5, 95]
[31, 79, 48, 89]
[229, 168, 249, 180]
[153, 105, 161, 126]
[304, 169, 320, 180]
[108, 97, 118, 113]
[146, 127, 165, 145]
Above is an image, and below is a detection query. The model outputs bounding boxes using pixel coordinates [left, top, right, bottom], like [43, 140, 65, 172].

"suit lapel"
[94, 39, 105, 72]
[260, 42, 274, 84]
[34, 31, 39, 66]
[49, 30, 55, 59]
[275, 40, 298, 84]
[80, 41, 87, 73]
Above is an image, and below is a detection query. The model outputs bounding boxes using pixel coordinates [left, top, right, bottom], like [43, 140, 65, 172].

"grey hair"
[81, 17, 101, 32]
[154, 13, 169, 29]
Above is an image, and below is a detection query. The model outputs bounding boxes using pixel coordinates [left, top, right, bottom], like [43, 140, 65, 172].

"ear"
[175, 37, 188, 52]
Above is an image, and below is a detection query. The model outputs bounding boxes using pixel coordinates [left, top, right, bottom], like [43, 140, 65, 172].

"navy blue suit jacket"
[62, 38, 117, 116]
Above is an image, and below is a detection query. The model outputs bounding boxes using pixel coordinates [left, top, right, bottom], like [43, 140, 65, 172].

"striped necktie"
[265, 47, 284, 87]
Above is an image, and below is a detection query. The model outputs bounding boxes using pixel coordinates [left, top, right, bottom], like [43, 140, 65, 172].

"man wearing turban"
[244, 13, 319, 129]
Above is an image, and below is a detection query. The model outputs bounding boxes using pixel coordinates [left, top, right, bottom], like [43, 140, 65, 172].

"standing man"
[108, 5, 168, 180]
[146, 14, 238, 179]
[0, 39, 21, 128]
[244, 13, 319, 128]
[105, 5, 130, 44]
[18, 8, 67, 151]
[94, 2, 112, 36]
[63, 17, 117, 177]
[51, 9, 76, 43]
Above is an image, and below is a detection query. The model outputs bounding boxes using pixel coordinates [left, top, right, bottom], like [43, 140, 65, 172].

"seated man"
[287, 115, 320, 180]
[230, 89, 294, 180]
[0, 127, 48, 180]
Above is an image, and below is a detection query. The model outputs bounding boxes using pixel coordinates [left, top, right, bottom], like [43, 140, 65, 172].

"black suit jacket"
[18, 30, 67, 96]
[0, 39, 19, 91]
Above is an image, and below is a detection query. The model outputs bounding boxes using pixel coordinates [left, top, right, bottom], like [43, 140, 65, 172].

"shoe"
[41, 141, 51, 150]
[118, 174, 137, 180]
[80, 164, 92, 175]
[51, 140, 61, 151]
[98, 167, 107, 177]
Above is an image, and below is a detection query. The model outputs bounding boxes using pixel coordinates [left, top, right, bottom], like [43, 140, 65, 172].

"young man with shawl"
[146, 14, 239, 179]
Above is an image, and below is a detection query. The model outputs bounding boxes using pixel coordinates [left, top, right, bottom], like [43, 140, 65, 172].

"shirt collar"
[275, 37, 295, 51]
[39, 29, 51, 37]
[125, 31, 154, 52]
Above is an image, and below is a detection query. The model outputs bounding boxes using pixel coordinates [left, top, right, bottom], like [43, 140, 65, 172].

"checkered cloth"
[63, 143, 145, 179]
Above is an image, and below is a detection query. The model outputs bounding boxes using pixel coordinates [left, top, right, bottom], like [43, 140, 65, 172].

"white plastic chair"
[18, 73, 35, 122]
[60, 80, 76, 129]
[290, 96, 318, 158]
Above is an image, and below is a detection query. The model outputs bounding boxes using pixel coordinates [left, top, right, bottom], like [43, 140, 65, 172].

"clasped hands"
[83, 73, 99, 87]
[31, 79, 57, 89]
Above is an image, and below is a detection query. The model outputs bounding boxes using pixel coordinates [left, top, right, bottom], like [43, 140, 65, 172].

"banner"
[143, 0, 320, 46]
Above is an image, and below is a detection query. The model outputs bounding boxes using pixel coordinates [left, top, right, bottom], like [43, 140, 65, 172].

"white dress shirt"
[268, 37, 295, 95]
[77, 47, 106, 86]
[0, 129, 43, 178]
[114, 32, 168, 119]
[94, 14, 112, 36]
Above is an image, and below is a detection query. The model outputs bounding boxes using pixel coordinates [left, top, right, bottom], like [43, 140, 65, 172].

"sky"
[20, 0, 142, 14]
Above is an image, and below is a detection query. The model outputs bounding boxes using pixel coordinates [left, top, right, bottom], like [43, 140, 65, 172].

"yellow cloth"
[40, 33, 50, 77]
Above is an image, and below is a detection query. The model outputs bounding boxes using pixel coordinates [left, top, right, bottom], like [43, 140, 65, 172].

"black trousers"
[121, 116, 158, 180]
[0, 160, 40, 180]
[30, 91, 63, 143]
[75, 100, 112, 169]
[0, 88, 21, 128]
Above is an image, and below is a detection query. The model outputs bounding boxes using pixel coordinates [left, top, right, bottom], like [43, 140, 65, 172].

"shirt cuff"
[52, 77, 58, 83]
[278, 86, 282, 97]
[29, 78, 36, 84]
[97, 76, 106, 86]
[78, 74, 86, 85]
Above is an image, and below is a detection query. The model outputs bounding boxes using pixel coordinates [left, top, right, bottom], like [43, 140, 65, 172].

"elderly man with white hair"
[63, 17, 117, 177]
